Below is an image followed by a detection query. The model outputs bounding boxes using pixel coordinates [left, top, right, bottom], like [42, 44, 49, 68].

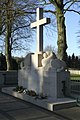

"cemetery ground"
[0, 92, 80, 120]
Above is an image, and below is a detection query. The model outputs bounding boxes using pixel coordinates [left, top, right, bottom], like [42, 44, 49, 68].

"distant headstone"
[0, 53, 6, 70]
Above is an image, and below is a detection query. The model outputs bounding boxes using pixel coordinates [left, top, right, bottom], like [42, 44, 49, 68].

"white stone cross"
[31, 8, 50, 52]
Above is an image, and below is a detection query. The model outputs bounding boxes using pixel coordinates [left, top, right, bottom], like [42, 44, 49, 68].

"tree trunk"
[55, 0, 67, 61]
[5, 0, 13, 71]
[5, 19, 12, 71]
[0, 10, 2, 35]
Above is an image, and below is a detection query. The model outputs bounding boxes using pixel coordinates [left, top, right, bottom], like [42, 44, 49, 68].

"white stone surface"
[19, 51, 70, 99]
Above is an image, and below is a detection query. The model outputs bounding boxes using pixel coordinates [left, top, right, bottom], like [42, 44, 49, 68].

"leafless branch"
[13, 24, 30, 32]
[44, 10, 56, 15]
[65, 9, 80, 14]
[64, 0, 80, 14]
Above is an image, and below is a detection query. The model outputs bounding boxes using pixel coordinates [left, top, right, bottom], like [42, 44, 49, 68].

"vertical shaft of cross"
[37, 8, 43, 52]
[31, 8, 50, 52]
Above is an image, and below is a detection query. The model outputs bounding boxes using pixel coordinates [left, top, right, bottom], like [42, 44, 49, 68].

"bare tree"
[44, 45, 57, 54]
[0, 0, 38, 70]
[38, 0, 80, 61]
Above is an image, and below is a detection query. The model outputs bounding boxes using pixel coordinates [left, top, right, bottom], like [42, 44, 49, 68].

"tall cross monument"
[31, 8, 50, 52]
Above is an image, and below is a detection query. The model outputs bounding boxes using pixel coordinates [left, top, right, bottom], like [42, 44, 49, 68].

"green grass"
[70, 74, 80, 80]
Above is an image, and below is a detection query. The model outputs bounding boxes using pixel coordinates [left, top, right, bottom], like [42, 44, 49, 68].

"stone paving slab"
[54, 106, 80, 120]
[37, 116, 62, 120]
[0, 101, 31, 112]
[0, 93, 17, 104]
[8, 108, 50, 120]
[0, 92, 80, 120]
[0, 92, 66, 120]
[0, 113, 9, 120]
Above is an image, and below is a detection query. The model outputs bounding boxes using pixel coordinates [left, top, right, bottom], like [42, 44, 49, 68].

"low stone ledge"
[2, 87, 77, 111]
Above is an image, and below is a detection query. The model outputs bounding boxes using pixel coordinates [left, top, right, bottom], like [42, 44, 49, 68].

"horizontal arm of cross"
[31, 18, 50, 28]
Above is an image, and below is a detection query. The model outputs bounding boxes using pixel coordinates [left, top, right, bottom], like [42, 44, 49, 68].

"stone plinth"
[18, 67, 70, 99]
[2, 87, 76, 111]
[18, 51, 70, 99]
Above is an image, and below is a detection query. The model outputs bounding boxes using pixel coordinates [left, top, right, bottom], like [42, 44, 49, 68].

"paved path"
[0, 92, 80, 120]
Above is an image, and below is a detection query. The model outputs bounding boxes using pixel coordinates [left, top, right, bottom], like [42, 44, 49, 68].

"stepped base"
[2, 87, 76, 111]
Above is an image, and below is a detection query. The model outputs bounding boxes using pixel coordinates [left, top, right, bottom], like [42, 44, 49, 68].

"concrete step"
[2, 87, 76, 111]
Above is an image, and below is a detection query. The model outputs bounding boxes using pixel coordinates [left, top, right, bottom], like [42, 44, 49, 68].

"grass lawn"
[70, 74, 80, 80]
